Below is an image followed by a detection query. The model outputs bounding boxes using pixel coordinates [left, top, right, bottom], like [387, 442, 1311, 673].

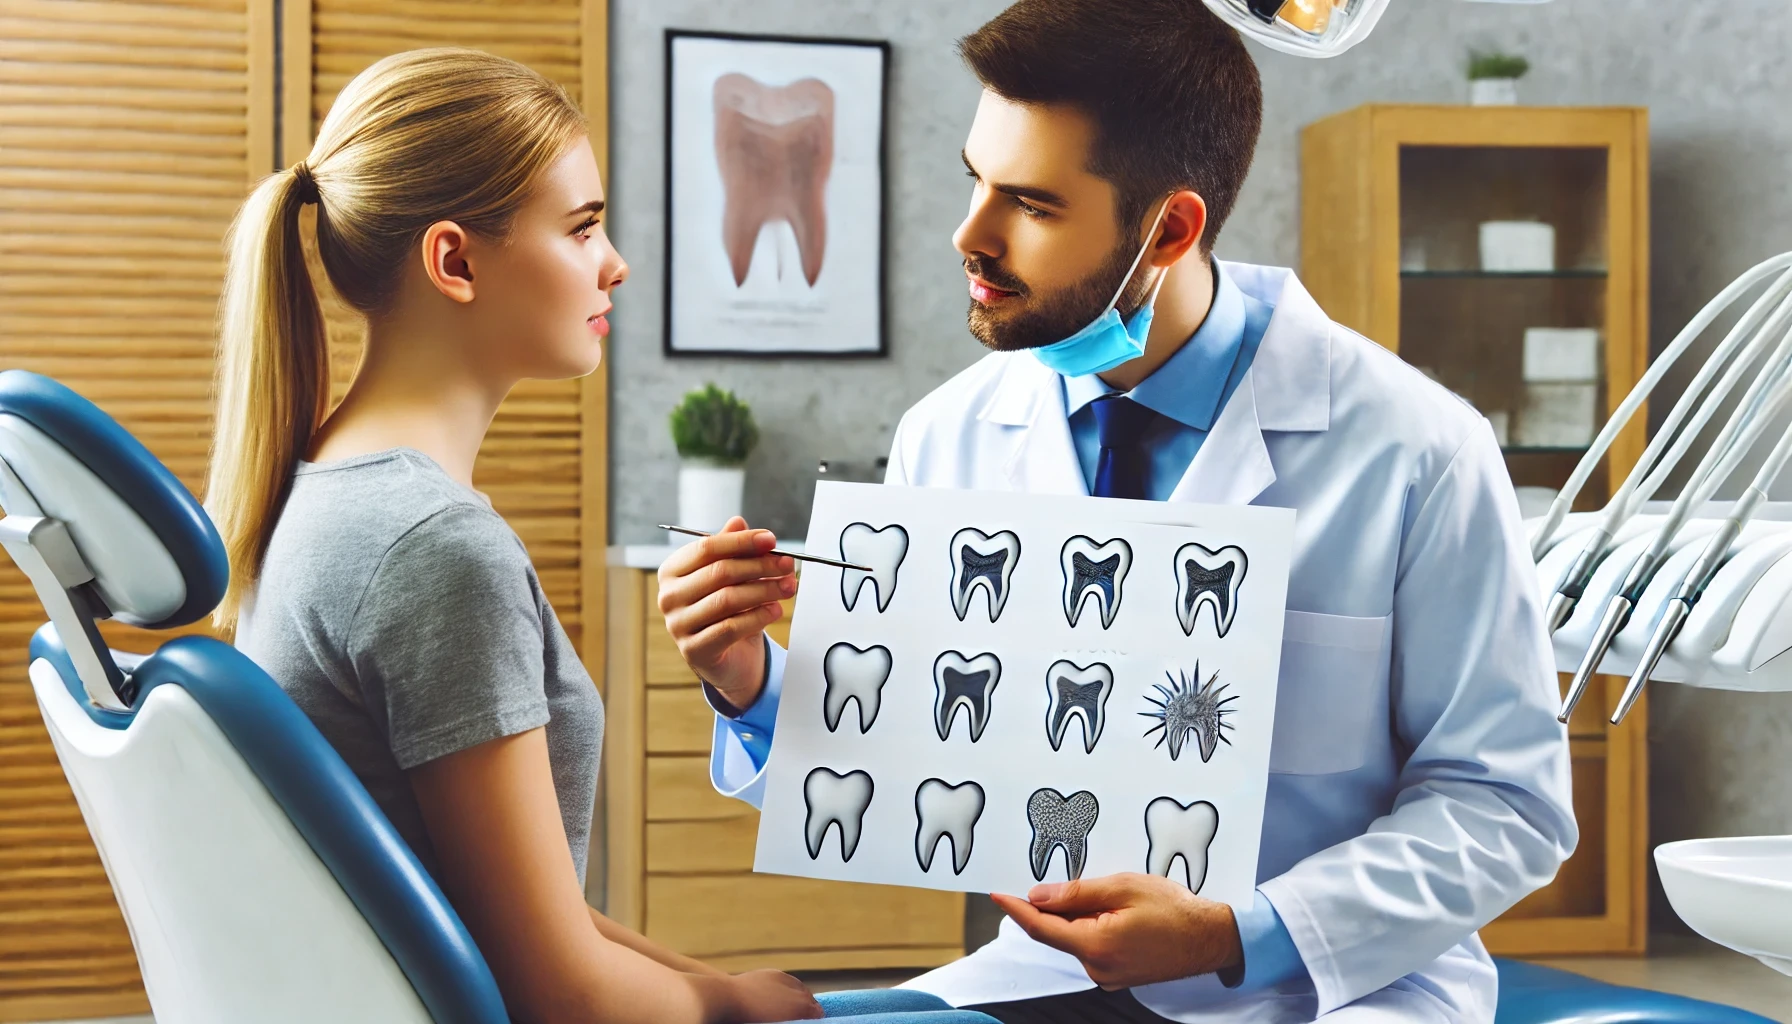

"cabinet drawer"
[647, 688, 713, 754]
[647, 817, 760, 873]
[646, 756, 749, 821]
[644, 874, 962, 959]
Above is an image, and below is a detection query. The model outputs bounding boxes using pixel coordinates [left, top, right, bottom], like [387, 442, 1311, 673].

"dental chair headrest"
[0, 370, 227, 628]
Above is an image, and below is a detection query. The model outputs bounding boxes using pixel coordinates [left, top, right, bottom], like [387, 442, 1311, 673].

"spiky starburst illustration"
[1140, 664, 1237, 762]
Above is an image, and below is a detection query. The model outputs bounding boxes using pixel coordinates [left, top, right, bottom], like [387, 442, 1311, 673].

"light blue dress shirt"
[709, 261, 1305, 994]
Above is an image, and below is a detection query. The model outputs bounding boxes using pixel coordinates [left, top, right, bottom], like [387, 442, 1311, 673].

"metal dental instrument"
[1557, 310, 1792, 722]
[657, 523, 874, 572]
[1538, 260, 1792, 635]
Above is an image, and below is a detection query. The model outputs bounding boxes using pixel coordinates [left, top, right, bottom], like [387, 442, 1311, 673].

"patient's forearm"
[588, 905, 728, 977]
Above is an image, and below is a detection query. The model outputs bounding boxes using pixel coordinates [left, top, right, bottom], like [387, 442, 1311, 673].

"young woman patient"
[202, 47, 826, 1024]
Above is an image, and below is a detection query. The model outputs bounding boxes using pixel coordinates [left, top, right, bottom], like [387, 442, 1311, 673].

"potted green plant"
[1467, 50, 1528, 106]
[670, 383, 759, 531]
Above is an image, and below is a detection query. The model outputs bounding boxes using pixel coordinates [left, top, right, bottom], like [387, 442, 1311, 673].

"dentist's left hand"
[992, 873, 1243, 990]
[660, 516, 797, 711]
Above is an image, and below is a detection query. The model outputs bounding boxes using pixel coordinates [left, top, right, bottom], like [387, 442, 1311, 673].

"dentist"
[657, 1, 1577, 1021]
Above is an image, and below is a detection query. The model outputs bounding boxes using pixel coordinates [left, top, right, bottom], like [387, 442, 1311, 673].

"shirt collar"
[1062, 260, 1249, 431]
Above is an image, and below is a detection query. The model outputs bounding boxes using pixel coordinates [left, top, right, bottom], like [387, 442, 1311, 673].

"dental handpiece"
[1542, 267, 1792, 634]
[1610, 380, 1792, 725]
[1558, 345, 1792, 722]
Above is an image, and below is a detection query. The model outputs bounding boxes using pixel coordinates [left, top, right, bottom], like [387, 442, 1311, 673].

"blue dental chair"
[0, 367, 1777, 1024]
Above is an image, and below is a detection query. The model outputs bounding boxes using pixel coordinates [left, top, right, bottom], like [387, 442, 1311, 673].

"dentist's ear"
[1148, 190, 1208, 268]
[420, 220, 477, 304]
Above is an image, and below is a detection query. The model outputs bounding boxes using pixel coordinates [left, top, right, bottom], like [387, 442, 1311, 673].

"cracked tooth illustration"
[1060, 536, 1132, 629]
[713, 73, 833, 287]
[822, 643, 893, 734]
[1044, 660, 1114, 754]
[839, 522, 908, 613]
[914, 779, 985, 875]
[1027, 788, 1099, 882]
[803, 767, 874, 862]
[949, 527, 1022, 622]
[1174, 543, 1249, 638]
[933, 650, 1002, 743]
[1141, 664, 1237, 763]
[1145, 797, 1219, 893]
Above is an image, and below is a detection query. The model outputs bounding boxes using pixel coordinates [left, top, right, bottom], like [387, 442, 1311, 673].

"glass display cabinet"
[1301, 104, 1651, 956]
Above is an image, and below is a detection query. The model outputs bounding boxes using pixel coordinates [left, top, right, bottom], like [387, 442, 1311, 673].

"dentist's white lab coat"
[719, 263, 1577, 1023]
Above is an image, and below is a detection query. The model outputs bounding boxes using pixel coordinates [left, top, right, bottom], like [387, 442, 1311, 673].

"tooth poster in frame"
[665, 29, 889, 357]
[753, 482, 1295, 910]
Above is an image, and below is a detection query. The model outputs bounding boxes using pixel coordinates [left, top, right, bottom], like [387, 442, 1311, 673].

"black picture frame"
[663, 28, 892, 359]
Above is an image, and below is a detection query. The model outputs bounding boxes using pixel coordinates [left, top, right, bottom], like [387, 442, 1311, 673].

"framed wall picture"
[664, 29, 890, 357]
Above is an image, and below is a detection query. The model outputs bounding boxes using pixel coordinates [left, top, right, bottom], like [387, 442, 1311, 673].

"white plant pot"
[1470, 78, 1519, 106]
[677, 461, 746, 533]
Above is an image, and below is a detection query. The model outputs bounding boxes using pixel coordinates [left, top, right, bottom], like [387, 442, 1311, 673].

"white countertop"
[608, 540, 808, 570]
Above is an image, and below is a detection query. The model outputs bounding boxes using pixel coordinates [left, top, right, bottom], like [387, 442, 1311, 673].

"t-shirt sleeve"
[347, 504, 550, 770]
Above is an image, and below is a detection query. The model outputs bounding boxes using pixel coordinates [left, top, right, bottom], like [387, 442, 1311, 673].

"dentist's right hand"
[659, 516, 797, 711]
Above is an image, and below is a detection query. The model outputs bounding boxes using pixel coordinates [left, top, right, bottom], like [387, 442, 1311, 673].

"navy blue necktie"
[1091, 395, 1156, 499]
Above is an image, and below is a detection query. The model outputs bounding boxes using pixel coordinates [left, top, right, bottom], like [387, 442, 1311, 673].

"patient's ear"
[420, 220, 476, 304]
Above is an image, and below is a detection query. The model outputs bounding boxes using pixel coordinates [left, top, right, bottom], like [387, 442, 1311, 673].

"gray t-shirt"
[237, 447, 603, 884]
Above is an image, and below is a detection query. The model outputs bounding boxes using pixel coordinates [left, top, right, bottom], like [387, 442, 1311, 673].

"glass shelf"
[1402, 269, 1608, 280]
[1503, 445, 1594, 456]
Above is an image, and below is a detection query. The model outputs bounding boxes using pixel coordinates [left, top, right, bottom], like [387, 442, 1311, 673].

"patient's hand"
[720, 968, 822, 1022]
[991, 873, 1243, 990]
[659, 516, 796, 710]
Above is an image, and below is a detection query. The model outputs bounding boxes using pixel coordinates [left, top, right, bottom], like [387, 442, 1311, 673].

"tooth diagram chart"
[755, 482, 1294, 909]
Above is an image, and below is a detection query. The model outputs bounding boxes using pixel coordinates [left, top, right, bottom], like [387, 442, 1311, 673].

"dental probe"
[1558, 344, 1792, 722]
[657, 524, 875, 572]
[1532, 253, 1792, 564]
[1611, 416, 1792, 726]
[1541, 265, 1792, 633]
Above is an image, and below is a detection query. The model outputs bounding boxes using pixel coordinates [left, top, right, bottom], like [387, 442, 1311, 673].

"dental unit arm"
[1530, 252, 1792, 725]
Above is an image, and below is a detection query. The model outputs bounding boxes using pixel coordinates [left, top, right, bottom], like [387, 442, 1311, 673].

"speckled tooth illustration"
[949, 527, 1021, 622]
[915, 779, 984, 875]
[839, 522, 908, 613]
[1027, 787, 1099, 881]
[803, 768, 874, 862]
[822, 643, 892, 734]
[1145, 797, 1219, 893]
[1044, 660, 1114, 754]
[1060, 536, 1132, 629]
[1174, 542, 1248, 638]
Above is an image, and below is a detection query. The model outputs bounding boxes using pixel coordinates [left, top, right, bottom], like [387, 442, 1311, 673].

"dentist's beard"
[966, 238, 1154, 353]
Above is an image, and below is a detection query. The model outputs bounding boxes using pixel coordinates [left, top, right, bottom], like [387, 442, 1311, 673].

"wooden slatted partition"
[287, 0, 609, 655]
[0, 0, 271, 1017]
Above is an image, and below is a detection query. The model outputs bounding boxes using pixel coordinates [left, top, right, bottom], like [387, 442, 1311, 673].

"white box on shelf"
[1485, 410, 1511, 447]
[1523, 328, 1602, 382]
[1479, 221, 1556, 272]
[1516, 382, 1599, 448]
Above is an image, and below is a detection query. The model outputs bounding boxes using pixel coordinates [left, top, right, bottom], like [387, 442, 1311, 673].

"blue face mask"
[1032, 199, 1175, 377]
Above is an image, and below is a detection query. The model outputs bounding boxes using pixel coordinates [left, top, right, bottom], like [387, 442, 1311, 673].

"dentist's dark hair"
[958, 0, 1263, 253]
[207, 48, 586, 633]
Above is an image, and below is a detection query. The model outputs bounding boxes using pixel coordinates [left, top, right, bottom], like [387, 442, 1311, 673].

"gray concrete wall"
[605, 0, 1792, 933]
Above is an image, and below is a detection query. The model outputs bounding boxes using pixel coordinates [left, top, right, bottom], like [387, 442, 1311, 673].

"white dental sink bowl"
[1657, 836, 1792, 976]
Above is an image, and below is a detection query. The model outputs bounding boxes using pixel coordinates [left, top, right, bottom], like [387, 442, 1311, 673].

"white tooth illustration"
[914, 778, 985, 875]
[1027, 788, 1099, 882]
[803, 767, 875, 862]
[948, 527, 1022, 623]
[840, 523, 908, 613]
[933, 650, 1002, 743]
[1060, 536, 1132, 629]
[1145, 797, 1219, 893]
[1044, 660, 1114, 754]
[1141, 664, 1238, 763]
[822, 643, 893, 734]
[1174, 543, 1249, 638]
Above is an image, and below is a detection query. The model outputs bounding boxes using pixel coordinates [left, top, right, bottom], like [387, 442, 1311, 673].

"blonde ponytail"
[206, 48, 587, 632]
[207, 167, 328, 631]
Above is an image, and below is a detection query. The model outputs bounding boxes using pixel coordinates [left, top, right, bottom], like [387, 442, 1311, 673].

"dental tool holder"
[1535, 502, 1792, 693]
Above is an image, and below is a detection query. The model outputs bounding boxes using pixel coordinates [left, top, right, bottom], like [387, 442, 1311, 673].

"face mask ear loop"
[1102, 195, 1178, 313]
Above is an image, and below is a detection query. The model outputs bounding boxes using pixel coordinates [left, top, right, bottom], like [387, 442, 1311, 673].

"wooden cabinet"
[603, 567, 965, 972]
[1300, 104, 1651, 955]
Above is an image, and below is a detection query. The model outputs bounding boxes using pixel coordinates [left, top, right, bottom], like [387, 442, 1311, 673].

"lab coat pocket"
[1267, 610, 1390, 775]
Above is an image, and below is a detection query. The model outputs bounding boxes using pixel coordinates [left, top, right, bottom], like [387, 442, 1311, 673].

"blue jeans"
[799, 988, 1000, 1022]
